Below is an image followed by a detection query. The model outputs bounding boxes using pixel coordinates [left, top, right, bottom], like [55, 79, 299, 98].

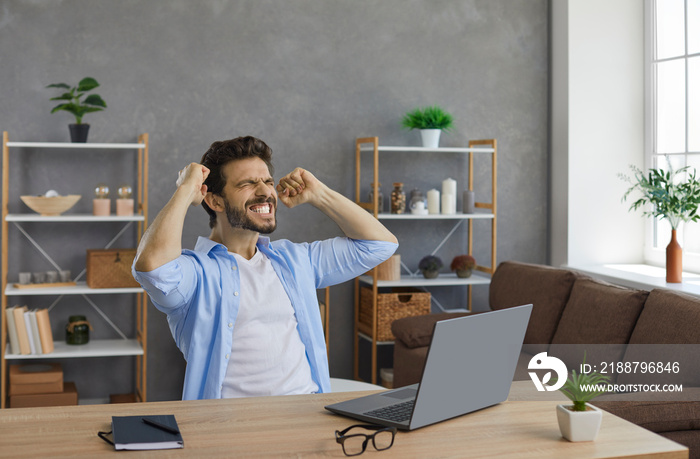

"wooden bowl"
[20, 195, 81, 216]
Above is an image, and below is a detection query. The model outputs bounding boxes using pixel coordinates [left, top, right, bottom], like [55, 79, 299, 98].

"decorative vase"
[421, 269, 439, 279]
[368, 182, 384, 213]
[420, 129, 441, 148]
[666, 229, 682, 283]
[69, 123, 90, 143]
[556, 404, 602, 442]
[456, 269, 473, 278]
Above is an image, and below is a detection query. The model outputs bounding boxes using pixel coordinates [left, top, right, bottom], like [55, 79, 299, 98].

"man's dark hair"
[200, 136, 274, 228]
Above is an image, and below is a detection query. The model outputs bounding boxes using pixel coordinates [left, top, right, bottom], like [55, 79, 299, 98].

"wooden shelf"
[5, 281, 143, 296]
[374, 212, 494, 220]
[4, 339, 143, 359]
[358, 272, 492, 288]
[353, 137, 497, 385]
[6, 141, 145, 149]
[358, 145, 495, 154]
[6, 214, 145, 222]
[1, 132, 150, 408]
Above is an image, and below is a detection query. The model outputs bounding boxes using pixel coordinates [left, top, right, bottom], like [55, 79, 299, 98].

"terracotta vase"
[666, 229, 682, 283]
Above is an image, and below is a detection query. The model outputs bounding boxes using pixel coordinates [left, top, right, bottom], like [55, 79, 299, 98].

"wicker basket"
[358, 287, 431, 341]
[86, 249, 140, 288]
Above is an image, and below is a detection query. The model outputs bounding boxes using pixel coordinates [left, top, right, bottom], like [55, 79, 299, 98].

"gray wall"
[0, 0, 549, 402]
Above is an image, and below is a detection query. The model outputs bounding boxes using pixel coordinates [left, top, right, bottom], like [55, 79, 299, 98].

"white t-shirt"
[221, 249, 319, 398]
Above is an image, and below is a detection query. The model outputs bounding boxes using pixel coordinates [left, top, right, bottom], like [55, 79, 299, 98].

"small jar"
[391, 182, 406, 214]
[66, 315, 91, 345]
[367, 183, 384, 213]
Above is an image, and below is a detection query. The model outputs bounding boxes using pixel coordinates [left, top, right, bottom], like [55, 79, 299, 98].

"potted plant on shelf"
[556, 355, 609, 442]
[450, 254, 476, 278]
[47, 77, 107, 143]
[418, 255, 443, 279]
[401, 105, 454, 148]
[620, 164, 700, 283]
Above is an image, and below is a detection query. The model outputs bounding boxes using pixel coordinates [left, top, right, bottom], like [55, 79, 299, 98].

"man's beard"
[224, 197, 277, 234]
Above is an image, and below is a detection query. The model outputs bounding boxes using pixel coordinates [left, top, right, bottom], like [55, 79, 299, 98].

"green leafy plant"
[450, 254, 476, 272]
[47, 77, 107, 124]
[401, 106, 454, 131]
[558, 354, 609, 412]
[418, 255, 443, 272]
[619, 164, 700, 230]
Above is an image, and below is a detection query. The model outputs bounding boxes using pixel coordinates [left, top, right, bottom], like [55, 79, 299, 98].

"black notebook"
[103, 415, 184, 451]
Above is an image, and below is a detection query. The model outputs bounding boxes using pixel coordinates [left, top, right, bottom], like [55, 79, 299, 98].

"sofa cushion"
[391, 312, 470, 349]
[548, 278, 647, 370]
[627, 289, 700, 345]
[593, 399, 700, 433]
[552, 277, 647, 344]
[392, 339, 429, 388]
[617, 288, 700, 387]
[489, 261, 578, 349]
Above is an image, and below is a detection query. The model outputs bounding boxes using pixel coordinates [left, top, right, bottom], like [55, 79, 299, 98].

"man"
[133, 136, 397, 400]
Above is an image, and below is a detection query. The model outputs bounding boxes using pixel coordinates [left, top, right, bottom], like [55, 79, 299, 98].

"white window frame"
[644, 0, 700, 273]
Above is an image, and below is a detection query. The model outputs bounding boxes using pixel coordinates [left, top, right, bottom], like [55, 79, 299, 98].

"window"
[646, 0, 700, 271]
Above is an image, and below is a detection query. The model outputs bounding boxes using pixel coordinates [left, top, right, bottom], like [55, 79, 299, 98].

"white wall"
[550, 0, 646, 267]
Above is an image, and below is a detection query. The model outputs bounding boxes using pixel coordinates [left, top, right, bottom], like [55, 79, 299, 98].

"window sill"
[565, 264, 700, 299]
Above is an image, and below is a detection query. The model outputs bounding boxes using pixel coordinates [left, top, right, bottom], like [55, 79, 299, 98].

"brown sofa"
[391, 261, 700, 457]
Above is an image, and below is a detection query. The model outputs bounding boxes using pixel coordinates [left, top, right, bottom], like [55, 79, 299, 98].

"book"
[28, 311, 42, 355]
[35, 309, 55, 354]
[13, 306, 31, 355]
[24, 311, 37, 354]
[108, 415, 183, 450]
[5, 306, 20, 355]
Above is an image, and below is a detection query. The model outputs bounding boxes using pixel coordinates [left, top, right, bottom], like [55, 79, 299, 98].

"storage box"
[86, 249, 140, 288]
[9, 382, 78, 408]
[110, 393, 137, 404]
[9, 363, 63, 396]
[358, 287, 431, 341]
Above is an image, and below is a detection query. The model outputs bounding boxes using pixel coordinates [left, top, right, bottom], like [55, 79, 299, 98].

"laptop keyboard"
[364, 399, 415, 423]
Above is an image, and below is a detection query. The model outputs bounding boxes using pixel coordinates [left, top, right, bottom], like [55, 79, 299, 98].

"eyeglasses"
[335, 424, 397, 456]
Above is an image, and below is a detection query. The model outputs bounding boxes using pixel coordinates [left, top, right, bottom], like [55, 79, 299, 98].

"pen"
[142, 417, 180, 435]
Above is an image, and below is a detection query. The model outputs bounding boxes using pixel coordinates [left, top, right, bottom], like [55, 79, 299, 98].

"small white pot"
[556, 404, 602, 442]
[420, 129, 441, 148]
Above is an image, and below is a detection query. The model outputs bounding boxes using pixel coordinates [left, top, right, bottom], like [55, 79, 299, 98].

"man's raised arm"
[277, 167, 397, 244]
[134, 163, 210, 272]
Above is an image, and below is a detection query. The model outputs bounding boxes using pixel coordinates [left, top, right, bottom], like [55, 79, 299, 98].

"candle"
[442, 178, 457, 214]
[442, 178, 456, 196]
[463, 190, 475, 214]
[442, 193, 456, 215]
[427, 189, 440, 214]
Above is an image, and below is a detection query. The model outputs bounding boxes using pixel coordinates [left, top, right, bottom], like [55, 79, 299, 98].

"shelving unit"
[1, 132, 149, 408]
[353, 137, 497, 384]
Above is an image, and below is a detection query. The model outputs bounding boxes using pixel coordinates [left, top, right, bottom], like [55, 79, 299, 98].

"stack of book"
[5, 306, 55, 355]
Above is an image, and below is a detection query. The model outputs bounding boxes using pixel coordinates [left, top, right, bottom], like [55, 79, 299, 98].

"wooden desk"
[0, 383, 688, 458]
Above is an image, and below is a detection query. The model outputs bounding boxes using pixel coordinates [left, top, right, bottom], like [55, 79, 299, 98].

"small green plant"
[619, 164, 700, 230]
[418, 255, 443, 272]
[559, 354, 610, 412]
[450, 254, 476, 272]
[47, 77, 107, 124]
[401, 106, 454, 131]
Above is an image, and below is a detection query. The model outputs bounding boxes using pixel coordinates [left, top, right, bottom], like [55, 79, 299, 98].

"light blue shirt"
[133, 236, 397, 400]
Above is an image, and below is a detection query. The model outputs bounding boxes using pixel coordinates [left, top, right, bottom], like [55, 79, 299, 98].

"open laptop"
[325, 304, 532, 430]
